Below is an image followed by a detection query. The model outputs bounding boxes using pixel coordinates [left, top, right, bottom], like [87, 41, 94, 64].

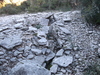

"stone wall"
[0, 11, 100, 75]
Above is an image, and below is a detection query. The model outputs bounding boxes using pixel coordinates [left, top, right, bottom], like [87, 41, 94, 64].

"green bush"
[0, 0, 75, 14]
[0, 4, 21, 15]
[80, 0, 100, 25]
[41, 0, 72, 10]
[18, 1, 30, 11]
[0, 4, 19, 14]
[0, 1, 30, 15]
[83, 63, 100, 75]
[27, 6, 44, 12]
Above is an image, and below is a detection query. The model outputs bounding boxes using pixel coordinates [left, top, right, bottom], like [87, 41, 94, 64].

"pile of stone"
[0, 11, 100, 75]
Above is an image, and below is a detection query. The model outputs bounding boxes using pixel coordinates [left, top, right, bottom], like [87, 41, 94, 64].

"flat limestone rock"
[53, 55, 73, 67]
[56, 49, 64, 56]
[14, 23, 23, 29]
[59, 27, 71, 35]
[40, 18, 49, 26]
[46, 51, 55, 61]
[38, 38, 47, 46]
[50, 64, 58, 73]
[0, 35, 22, 50]
[31, 49, 42, 55]
[10, 60, 51, 75]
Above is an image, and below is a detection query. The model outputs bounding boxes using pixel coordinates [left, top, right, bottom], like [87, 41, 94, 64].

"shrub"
[27, 6, 44, 12]
[0, 1, 30, 15]
[80, 0, 100, 25]
[0, 4, 21, 15]
[18, 1, 30, 11]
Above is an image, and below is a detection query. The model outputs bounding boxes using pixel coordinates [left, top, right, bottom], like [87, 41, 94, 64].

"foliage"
[83, 63, 100, 75]
[0, 4, 21, 14]
[0, 0, 79, 14]
[80, 0, 100, 25]
[0, 1, 30, 14]
[17, 1, 30, 11]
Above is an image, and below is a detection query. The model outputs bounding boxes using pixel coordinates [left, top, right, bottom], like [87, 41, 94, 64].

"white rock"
[42, 48, 47, 55]
[31, 49, 42, 55]
[40, 26, 49, 34]
[16, 18, 25, 23]
[37, 31, 46, 38]
[66, 72, 69, 75]
[46, 49, 51, 54]
[88, 31, 93, 34]
[57, 39, 63, 47]
[28, 26, 37, 32]
[98, 48, 100, 54]
[0, 34, 22, 49]
[53, 55, 73, 67]
[56, 22, 64, 27]
[63, 17, 71, 22]
[59, 27, 71, 34]
[72, 11, 81, 14]
[0, 26, 9, 32]
[75, 54, 80, 59]
[61, 68, 66, 73]
[10, 60, 51, 75]
[14, 23, 23, 29]
[46, 51, 55, 61]
[0, 52, 4, 55]
[10, 57, 16, 62]
[34, 55, 46, 65]
[63, 44, 72, 50]
[27, 54, 34, 59]
[98, 44, 100, 47]
[56, 49, 64, 56]
[64, 51, 70, 55]
[73, 46, 79, 51]
[14, 51, 22, 56]
[40, 18, 49, 26]
[50, 64, 58, 73]
[38, 38, 47, 45]
[56, 72, 63, 75]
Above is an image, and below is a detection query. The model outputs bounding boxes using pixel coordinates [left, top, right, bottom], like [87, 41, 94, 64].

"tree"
[80, 0, 100, 25]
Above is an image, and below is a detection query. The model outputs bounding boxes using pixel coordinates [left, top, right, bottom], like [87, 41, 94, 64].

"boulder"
[9, 60, 51, 75]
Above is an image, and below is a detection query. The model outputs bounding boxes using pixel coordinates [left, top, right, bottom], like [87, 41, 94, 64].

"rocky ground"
[0, 11, 100, 75]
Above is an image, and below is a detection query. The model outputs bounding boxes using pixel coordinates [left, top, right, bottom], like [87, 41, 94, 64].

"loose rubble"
[0, 11, 100, 75]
